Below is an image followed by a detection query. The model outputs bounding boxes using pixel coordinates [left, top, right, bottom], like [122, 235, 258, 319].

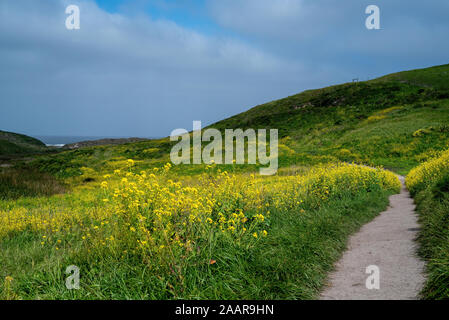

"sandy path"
[320, 176, 426, 300]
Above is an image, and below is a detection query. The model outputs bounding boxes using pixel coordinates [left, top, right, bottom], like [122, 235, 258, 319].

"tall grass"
[406, 149, 449, 299]
[0, 162, 399, 299]
[0, 167, 66, 200]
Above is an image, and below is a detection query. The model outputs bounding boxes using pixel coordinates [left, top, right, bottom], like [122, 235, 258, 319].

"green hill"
[0, 130, 48, 157]
[30, 63, 449, 177]
[209, 63, 449, 174]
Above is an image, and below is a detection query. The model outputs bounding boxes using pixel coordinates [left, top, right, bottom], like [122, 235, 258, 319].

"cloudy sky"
[1, 0, 448, 137]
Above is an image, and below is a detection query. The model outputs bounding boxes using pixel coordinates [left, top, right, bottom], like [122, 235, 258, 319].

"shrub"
[406, 149, 449, 195]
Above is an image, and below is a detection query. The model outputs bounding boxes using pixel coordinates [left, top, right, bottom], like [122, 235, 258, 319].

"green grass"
[413, 180, 449, 299]
[375, 63, 449, 90]
[407, 155, 449, 299]
[0, 188, 392, 299]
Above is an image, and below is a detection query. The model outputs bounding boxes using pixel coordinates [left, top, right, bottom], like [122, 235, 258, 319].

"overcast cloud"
[1, 0, 448, 137]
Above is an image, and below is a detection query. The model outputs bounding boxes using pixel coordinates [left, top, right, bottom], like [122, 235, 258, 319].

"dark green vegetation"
[0, 168, 66, 200]
[0, 130, 64, 201]
[0, 130, 48, 158]
[415, 183, 449, 299]
[407, 152, 449, 300]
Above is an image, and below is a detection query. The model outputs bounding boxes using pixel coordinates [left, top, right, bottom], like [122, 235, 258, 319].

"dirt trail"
[320, 176, 426, 300]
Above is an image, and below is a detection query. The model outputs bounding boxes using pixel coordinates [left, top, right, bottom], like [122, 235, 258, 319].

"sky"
[1, 0, 449, 138]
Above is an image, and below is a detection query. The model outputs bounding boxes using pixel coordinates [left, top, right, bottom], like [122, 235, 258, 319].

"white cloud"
[0, 0, 308, 136]
[1, 0, 448, 137]
[207, 0, 449, 56]
[207, 0, 348, 41]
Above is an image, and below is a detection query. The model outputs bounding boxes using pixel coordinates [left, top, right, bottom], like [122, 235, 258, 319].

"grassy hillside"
[27, 64, 449, 178]
[210, 63, 449, 174]
[0, 130, 48, 157]
[374, 63, 449, 90]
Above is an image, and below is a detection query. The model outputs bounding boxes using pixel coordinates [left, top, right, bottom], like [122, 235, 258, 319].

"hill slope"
[30, 63, 449, 176]
[212, 63, 449, 130]
[0, 130, 48, 157]
[209, 63, 449, 174]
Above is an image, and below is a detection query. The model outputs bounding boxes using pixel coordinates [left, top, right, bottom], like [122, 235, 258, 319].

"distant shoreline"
[35, 136, 158, 147]
[45, 144, 65, 148]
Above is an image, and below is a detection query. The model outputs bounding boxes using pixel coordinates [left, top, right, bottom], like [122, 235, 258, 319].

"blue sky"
[95, 0, 125, 12]
[1, 0, 449, 137]
[95, 0, 215, 31]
